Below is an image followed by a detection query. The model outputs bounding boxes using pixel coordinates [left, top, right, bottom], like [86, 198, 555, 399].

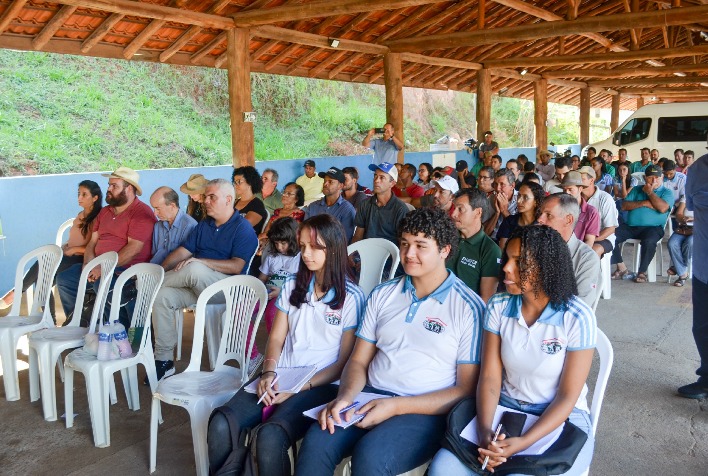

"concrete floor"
[0, 248, 706, 475]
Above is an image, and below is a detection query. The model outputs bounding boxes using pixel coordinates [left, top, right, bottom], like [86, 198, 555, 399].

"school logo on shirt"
[459, 257, 478, 269]
[541, 338, 564, 355]
[324, 311, 341, 326]
[423, 317, 447, 334]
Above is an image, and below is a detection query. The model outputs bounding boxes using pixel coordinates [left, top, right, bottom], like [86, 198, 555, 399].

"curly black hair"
[501, 225, 577, 309]
[398, 207, 459, 258]
[517, 181, 546, 219]
[232, 166, 262, 194]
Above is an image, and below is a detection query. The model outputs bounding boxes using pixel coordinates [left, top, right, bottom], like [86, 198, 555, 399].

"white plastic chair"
[600, 253, 611, 300]
[64, 263, 164, 447]
[591, 277, 603, 314]
[0, 244, 62, 401]
[347, 238, 400, 296]
[27, 251, 118, 421]
[150, 275, 267, 476]
[631, 171, 645, 185]
[55, 218, 74, 246]
[620, 216, 669, 283]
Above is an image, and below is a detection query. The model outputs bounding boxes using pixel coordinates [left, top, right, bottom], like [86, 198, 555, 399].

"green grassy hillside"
[0, 49, 584, 176]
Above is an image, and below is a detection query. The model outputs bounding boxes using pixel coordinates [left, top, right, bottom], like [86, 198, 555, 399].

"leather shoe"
[677, 381, 708, 399]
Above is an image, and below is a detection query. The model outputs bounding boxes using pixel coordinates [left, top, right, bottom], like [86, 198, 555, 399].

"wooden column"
[534, 79, 548, 152]
[476, 69, 491, 142]
[383, 52, 405, 163]
[610, 94, 621, 132]
[227, 28, 254, 167]
[579, 88, 590, 148]
[637, 97, 644, 108]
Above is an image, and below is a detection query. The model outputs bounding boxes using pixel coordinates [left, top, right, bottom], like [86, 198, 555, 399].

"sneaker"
[678, 381, 708, 399]
[0, 290, 14, 310]
[248, 353, 264, 377]
[144, 360, 175, 386]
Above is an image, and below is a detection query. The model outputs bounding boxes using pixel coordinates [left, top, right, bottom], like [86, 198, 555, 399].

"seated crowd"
[1, 131, 694, 476]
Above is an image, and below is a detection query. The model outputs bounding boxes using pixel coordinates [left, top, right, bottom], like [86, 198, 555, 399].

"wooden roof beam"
[0, 0, 28, 35]
[190, 31, 227, 64]
[619, 86, 708, 94]
[542, 63, 708, 78]
[58, 0, 235, 30]
[252, 25, 389, 55]
[81, 13, 124, 53]
[159, 0, 232, 62]
[589, 76, 708, 87]
[264, 16, 339, 71]
[232, 0, 448, 28]
[32, 5, 78, 50]
[484, 45, 708, 69]
[387, 5, 708, 51]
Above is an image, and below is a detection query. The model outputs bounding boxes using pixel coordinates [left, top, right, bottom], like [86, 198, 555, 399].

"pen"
[481, 423, 504, 471]
[329, 401, 360, 418]
[256, 375, 280, 405]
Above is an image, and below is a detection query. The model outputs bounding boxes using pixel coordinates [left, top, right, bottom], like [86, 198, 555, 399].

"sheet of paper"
[460, 405, 564, 455]
[243, 365, 318, 394]
[303, 392, 391, 429]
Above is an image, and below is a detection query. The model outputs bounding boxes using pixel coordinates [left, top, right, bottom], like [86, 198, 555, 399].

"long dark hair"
[418, 162, 433, 184]
[290, 215, 352, 310]
[616, 162, 632, 189]
[501, 225, 577, 309]
[518, 182, 545, 219]
[267, 217, 299, 257]
[186, 197, 206, 221]
[79, 180, 103, 238]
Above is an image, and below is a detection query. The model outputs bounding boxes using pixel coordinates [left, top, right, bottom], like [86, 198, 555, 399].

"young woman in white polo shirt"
[207, 214, 365, 476]
[429, 225, 597, 475]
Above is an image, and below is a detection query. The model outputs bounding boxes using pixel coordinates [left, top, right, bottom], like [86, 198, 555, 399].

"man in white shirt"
[580, 169, 619, 257]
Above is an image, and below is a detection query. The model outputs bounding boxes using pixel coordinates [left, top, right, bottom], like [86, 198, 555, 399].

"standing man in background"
[363, 123, 404, 165]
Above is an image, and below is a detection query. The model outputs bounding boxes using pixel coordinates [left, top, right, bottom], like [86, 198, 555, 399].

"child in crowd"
[257, 217, 300, 332]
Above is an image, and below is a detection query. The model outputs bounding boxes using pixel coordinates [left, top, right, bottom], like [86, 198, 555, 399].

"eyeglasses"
[233, 180, 244, 186]
[479, 175, 493, 180]
[282, 192, 297, 197]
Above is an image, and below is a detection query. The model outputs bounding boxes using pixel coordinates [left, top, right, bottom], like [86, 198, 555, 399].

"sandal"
[674, 275, 688, 287]
[634, 273, 648, 283]
[612, 269, 629, 280]
[667, 266, 677, 276]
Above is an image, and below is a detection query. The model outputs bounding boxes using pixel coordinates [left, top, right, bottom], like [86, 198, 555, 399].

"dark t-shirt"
[236, 197, 268, 234]
[354, 194, 410, 244]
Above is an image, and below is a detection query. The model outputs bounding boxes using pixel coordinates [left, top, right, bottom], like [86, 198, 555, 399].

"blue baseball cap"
[368, 162, 398, 182]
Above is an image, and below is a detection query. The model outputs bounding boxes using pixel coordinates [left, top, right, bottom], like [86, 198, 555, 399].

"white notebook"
[460, 405, 564, 456]
[243, 365, 318, 395]
[303, 391, 391, 429]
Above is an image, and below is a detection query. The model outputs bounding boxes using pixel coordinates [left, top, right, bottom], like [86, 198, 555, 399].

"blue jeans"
[428, 394, 594, 476]
[208, 383, 339, 476]
[611, 223, 665, 274]
[295, 386, 447, 476]
[667, 232, 693, 277]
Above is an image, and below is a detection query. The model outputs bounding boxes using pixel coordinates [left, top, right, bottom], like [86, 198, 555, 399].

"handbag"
[441, 397, 588, 476]
[675, 225, 693, 236]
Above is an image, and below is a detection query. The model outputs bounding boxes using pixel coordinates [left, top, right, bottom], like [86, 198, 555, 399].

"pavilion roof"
[1, 0, 707, 110]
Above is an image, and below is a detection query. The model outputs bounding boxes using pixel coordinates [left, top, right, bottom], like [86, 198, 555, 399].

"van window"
[616, 118, 652, 145]
[658, 116, 708, 142]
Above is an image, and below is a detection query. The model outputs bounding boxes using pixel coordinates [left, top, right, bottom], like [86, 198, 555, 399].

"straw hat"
[180, 174, 209, 195]
[536, 150, 552, 160]
[102, 166, 142, 196]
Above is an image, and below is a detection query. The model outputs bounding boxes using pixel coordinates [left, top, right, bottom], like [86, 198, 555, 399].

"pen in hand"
[481, 423, 504, 471]
[329, 401, 360, 419]
[257, 375, 280, 405]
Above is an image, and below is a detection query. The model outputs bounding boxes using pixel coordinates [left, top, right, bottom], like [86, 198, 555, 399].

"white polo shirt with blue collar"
[356, 272, 485, 397]
[485, 293, 597, 413]
[276, 276, 366, 369]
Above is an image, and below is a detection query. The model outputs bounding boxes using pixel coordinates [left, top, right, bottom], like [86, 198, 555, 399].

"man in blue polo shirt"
[362, 123, 404, 165]
[297, 207, 484, 475]
[150, 178, 258, 380]
[611, 165, 672, 283]
[304, 166, 356, 242]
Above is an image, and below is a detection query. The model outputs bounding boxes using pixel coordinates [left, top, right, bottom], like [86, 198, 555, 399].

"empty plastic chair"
[0, 244, 62, 401]
[150, 275, 267, 476]
[347, 238, 400, 296]
[64, 263, 164, 447]
[28, 251, 117, 421]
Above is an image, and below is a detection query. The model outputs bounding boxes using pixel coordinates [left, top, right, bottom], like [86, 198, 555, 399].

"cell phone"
[500, 411, 527, 438]
[374, 128, 384, 134]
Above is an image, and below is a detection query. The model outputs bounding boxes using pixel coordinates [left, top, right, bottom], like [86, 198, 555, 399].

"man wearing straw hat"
[56, 166, 156, 328]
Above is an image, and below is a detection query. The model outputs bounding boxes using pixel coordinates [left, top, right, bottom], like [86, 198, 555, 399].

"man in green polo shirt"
[449, 188, 501, 303]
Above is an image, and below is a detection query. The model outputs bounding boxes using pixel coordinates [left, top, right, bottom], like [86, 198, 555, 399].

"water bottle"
[97, 327, 114, 361]
[112, 320, 132, 358]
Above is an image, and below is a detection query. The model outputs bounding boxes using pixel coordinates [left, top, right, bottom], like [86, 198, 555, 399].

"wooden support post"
[383, 53, 404, 164]
[226, 28, 254, 167]
[534, 79, 548, 152]
[611, 94, 621, 132]
[579, 88, 590, 148]
[476, 69, 491, 144]
[637, 97, 644, 108]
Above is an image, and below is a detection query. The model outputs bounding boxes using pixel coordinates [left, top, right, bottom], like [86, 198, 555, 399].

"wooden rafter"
[0, 0, 29, 35]
[81, 13, 124, 53]
[543, 63, 708, 78]
[589, 76, 708, 86]
[33, 5, 78, 50]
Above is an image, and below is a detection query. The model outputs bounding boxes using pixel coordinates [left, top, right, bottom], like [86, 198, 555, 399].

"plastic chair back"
[186, 276, 267, 380]
[347, 238, 400, 296]
[261, 209, 271, 234]
[68, 252, 118, 330]
[9, 245, 62, 321]
[631, 172, 645, 185]
[589, 329, 614, 438]
[591, 277, 603, 313]
[55, 218, 74, 246]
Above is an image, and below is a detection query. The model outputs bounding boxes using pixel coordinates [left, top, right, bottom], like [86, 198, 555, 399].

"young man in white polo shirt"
[296, 207, 485, 476]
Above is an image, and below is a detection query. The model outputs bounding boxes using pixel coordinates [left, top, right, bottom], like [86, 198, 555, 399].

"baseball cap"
[560, 171, 583, 187]
[577, 165, 596, 179]
[304, 159, 316, 168]
[369, 162, 398, 182]
[645, 164, 663, 177]
[318, 166, 345, 183]
[102, 166, 142, 196]
[456, 160, 469, 172]
[434, 175, 460, 194]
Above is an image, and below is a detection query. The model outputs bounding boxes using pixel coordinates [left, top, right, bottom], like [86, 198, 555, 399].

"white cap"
[433, 175, 459, 194]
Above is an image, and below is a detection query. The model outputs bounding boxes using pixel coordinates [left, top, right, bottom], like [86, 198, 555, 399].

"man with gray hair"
[256, 168, 283, 214]
[149, 186, 197, 265]
[485, 169, 518, 239]
[150, 178, 258, 382]
[537, 193, 600, 307]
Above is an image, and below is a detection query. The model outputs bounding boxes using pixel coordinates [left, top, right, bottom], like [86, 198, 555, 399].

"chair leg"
[29, 345, 40, 402]
[109, 375, 117, 405]
[189, 403, 213, 476]
[0, 332, 21, 401]
[175, 309, 183, 361]
[64, 365, 75, 428]
[121, 366, 140, 411]
[95, 370, 112, 448]
[149, 397, 161, 473]
[38, 347, 59, 421]
[57, 356, 65, 383]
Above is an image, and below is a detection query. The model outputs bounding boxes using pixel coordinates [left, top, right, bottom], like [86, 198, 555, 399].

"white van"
[585, 102, 708, 161]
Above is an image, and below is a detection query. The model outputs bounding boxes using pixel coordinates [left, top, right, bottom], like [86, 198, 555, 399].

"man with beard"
[57, 167, 155, 327]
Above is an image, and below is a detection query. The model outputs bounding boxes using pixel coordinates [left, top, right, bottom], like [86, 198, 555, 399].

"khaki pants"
[152, 262, 228, 361]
